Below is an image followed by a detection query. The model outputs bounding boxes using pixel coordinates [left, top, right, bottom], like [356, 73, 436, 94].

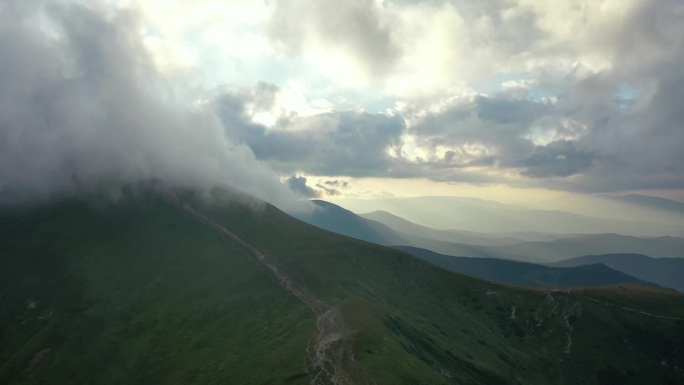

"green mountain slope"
[1, 190, 683, 384]
[395, 246, 656, 288]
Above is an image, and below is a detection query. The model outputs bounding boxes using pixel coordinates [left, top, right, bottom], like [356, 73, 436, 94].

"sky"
[1, 0, 683, 212]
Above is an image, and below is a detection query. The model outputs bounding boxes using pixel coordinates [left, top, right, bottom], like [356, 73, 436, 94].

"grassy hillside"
[1, 190, 683, 384]
[396, 246, 656, 288]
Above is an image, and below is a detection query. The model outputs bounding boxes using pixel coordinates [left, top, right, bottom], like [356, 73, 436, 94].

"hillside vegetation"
[1, 190, 683, 384]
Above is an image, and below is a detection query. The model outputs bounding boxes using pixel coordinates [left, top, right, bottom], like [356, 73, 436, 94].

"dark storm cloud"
[0, 1, 308, 210]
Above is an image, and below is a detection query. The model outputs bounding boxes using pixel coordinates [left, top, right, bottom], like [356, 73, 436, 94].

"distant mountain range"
[550, 254, 684, 292]
[395, 246, 655, 289]
[330, 195, 684, 237]
[292, 200, 405, 245]
[610, 194, 684, 215]
[476, 234, 684, 262]
[295, 200, 684, 292]
[361, 210, 529, 246]
[299, 200, 684, 259]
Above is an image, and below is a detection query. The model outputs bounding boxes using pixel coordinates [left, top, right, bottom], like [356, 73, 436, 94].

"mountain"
[298, 201, 684, 265]
[361, 211, 526, 246]
[333, 196, 684, 237]
[611, 194, 684, 215]
[293, 200, 536, 262]
[292, 200, 406, 245]
[481, 234, 684, 263]
[396, 246, 656, 288]
[551, 254, 684, 293]
[1, 190, 683, 384]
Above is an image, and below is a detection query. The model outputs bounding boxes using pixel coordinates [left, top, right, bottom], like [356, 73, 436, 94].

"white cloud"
[0, 1, 311, 212]
[3, 0, 681, 201]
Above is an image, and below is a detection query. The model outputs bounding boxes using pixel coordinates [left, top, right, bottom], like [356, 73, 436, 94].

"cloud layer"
[208, 0, 684, 194]
[1, 0, 682, 203]
[0, 1, 308, 210]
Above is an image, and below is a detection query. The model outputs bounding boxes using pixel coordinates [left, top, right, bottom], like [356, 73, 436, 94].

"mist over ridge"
[0, 1, 311, 212]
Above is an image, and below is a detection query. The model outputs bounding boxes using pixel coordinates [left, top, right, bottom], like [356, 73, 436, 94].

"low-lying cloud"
[0, 1, 310, 211]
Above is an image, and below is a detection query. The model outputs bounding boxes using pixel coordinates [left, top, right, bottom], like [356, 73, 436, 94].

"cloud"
[521, 140, 594, 178]
[323, 180, 349, 189]
[286, 176, 320, 198]
[11, 0, 676, 200]
[0, 1, 309, 211]
[266, 0, 400, 84]
[214, 89, 406, 177]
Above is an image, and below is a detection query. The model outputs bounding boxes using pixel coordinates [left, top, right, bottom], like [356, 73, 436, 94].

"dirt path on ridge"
[172, 199, 357, 384]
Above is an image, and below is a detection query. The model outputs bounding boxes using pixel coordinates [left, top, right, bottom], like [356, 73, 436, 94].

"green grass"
[1, 190, 683, 384]
[0, 196, 312, 384]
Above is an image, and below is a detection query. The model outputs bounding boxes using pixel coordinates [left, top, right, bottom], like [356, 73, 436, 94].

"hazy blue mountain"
[610, 194, 684, 214]
[394, 231, 684, 266]
[341, 196, 684, 237]
[361, 210, 526, 246]
[550, 253, 684, 292]
[292, 200, 406, 246]
[294, 201, 682, 291]
[294, 202, 518, 259]
[482, 234, 684, 263]
[486, 231, 566, 242]
[396, 246, 655, 288]
[296, 201, 684, 266]
[447, 207, 684, 238]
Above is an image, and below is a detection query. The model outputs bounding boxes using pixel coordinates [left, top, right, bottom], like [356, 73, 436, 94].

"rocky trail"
[173, 199, 358, 384]
[581, 295, 684, 321]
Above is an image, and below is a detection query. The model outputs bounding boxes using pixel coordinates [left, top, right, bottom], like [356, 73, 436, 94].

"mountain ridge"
[550, 253, 684, 293]
[395, 246, 656, 289]
[1, 190, 683, 384]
